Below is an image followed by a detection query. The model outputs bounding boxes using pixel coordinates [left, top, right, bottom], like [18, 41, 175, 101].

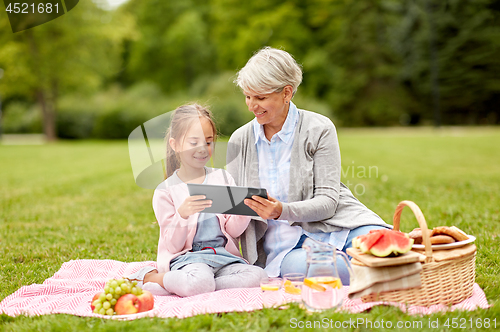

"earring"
[285, 101, 289, 104]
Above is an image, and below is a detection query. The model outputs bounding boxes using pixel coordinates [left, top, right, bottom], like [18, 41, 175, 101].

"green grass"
[1, 127, 499, 331]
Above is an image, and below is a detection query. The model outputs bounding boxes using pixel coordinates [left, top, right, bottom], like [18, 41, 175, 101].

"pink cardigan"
[152, 168, 251, 273]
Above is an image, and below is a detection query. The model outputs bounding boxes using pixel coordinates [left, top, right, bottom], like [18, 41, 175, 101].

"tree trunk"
[36, 89, 57, 141]
[27, 30, 57, 141]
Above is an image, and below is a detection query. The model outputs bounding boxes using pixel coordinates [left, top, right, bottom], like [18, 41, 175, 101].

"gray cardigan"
[226, 108, 389, 267]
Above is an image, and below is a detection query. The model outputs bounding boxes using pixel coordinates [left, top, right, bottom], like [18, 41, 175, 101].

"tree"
[210, 0, 412, 125]
[396, 0, 500, 124]
[0, 1, 135, 140]
[120, 0, 214, 94]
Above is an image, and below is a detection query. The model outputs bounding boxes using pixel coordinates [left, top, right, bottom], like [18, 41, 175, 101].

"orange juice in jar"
[302, 276, 343, 311]
[301, 238, 352, 312]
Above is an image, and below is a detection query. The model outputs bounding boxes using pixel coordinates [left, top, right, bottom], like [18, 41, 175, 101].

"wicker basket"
[361, 200, 476, 306]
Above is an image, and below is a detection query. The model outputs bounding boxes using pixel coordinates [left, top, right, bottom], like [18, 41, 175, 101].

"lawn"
[0, 127, 499, 331]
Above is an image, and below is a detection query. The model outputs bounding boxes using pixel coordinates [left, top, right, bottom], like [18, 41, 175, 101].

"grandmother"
[226, 47, 390, 284]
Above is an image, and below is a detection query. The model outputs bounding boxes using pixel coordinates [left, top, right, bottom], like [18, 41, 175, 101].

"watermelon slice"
[370, 229, 413, 257]
[353, 229, 413, 257]
[352, 234, 367, 249]
[359, 231, 383, 253]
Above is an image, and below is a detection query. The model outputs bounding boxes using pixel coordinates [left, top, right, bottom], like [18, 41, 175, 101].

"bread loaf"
[431, 226, 469, 242]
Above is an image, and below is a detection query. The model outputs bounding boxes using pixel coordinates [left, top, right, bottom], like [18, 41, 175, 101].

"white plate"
[412, 235, 476, 250]
[93, 307, 156, 320]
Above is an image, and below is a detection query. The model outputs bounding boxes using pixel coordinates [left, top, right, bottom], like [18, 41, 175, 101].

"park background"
[1, 1, 500, 331]
[1, 0, 500, 140]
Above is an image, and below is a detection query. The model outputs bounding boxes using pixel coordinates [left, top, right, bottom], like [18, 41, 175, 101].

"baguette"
[431, 226, 469, 242]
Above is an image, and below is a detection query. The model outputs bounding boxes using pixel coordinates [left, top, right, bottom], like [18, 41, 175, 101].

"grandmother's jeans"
[280, 225, 385, 285]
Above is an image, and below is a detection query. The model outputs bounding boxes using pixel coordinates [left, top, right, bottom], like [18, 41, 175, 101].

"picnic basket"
[361, 200, 476, 306]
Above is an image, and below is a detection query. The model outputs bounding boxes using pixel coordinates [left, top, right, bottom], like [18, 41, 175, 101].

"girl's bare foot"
[144, 270, 165, 287]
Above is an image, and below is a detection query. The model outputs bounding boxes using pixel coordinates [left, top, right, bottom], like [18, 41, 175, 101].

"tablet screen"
[187, 183, 268, 216]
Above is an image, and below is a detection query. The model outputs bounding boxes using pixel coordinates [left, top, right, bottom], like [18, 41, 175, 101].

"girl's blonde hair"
[165, 103, 217, 179]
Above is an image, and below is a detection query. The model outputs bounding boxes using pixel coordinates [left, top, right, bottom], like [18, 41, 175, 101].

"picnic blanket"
[0, 260, 490, 319]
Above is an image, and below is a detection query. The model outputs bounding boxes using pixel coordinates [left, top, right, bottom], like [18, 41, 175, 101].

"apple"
[90, 292, 104, 311]
[137, 290, 154, 312]
[114, 294, 139, 315]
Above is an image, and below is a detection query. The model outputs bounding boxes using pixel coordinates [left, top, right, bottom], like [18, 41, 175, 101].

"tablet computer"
[187, 183, 268, 217]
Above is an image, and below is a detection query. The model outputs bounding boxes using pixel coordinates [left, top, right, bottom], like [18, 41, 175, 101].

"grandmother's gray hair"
[234, 47, 303, 96]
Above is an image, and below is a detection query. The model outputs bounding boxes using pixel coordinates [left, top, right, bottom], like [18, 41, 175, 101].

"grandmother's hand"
[244, 194, 283, 220]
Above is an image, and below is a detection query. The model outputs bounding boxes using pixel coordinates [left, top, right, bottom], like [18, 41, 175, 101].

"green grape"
[115, 287, 122, 295]
[137, 288, 143, 295]
[110, 280, 118, 288]
[106, 293, 113, 301]
[110, 298, 117, 305]
[104, 286, 110, 293]
[120, 284, 129, 294]
[99, 308, 106, 315]
[106, 308, 114, 316]
[132, 280, 138, 286]
[113, 293, 121, 300]
[131, 287, 138, 295]
[102, 301, 111, 310]
[94, 302, 103, 311]
[98, 293, 106, 302]
[92, 299, 101, 307]
[93, 308, 100, 314]
[117, 278, 125, 285]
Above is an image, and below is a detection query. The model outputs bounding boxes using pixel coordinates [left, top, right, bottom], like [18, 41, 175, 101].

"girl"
[128, 103, 267, 297]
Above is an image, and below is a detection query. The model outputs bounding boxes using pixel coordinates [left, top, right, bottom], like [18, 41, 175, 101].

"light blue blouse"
[254, 102, 349, 277]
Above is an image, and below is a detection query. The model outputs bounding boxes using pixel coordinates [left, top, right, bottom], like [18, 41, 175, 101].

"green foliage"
[210, 0, 312, 70]
[119, 0, 500, 127]
[121, 0, 214, 93]
[2, 102, 43, 134]
[119, 0, 419, 126]
[56, 83, 173, 139]
[56, 107, 96, 139]
[193, 72, 254, 136]
[395, 0, 500, 124]
[0, 1, 136, 138]
[1, 0, 500, 137]
[55, 75, 271, 139]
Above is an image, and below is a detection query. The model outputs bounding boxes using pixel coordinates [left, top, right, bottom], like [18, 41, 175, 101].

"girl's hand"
[178, 195, 212, 219]
[244, 194, 283, 220]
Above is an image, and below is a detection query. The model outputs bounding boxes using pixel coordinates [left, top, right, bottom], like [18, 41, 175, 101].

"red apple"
[114, 294, 139, 315]
[90, 292, 104, 311]
[137, 290, 154, 312]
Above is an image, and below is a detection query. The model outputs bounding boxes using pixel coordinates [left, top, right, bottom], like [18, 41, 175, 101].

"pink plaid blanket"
[0, 260, 490, 319]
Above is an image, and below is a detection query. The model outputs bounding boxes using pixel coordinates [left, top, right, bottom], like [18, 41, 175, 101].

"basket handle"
[393, 200, 433, 262]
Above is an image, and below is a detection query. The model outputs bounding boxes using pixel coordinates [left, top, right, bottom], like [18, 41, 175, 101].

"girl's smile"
[170, 117, 215, 183]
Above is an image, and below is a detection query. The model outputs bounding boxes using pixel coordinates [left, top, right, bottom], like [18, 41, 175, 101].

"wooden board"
[350, 258, 365, 266]
[347, 248, 425, 267]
